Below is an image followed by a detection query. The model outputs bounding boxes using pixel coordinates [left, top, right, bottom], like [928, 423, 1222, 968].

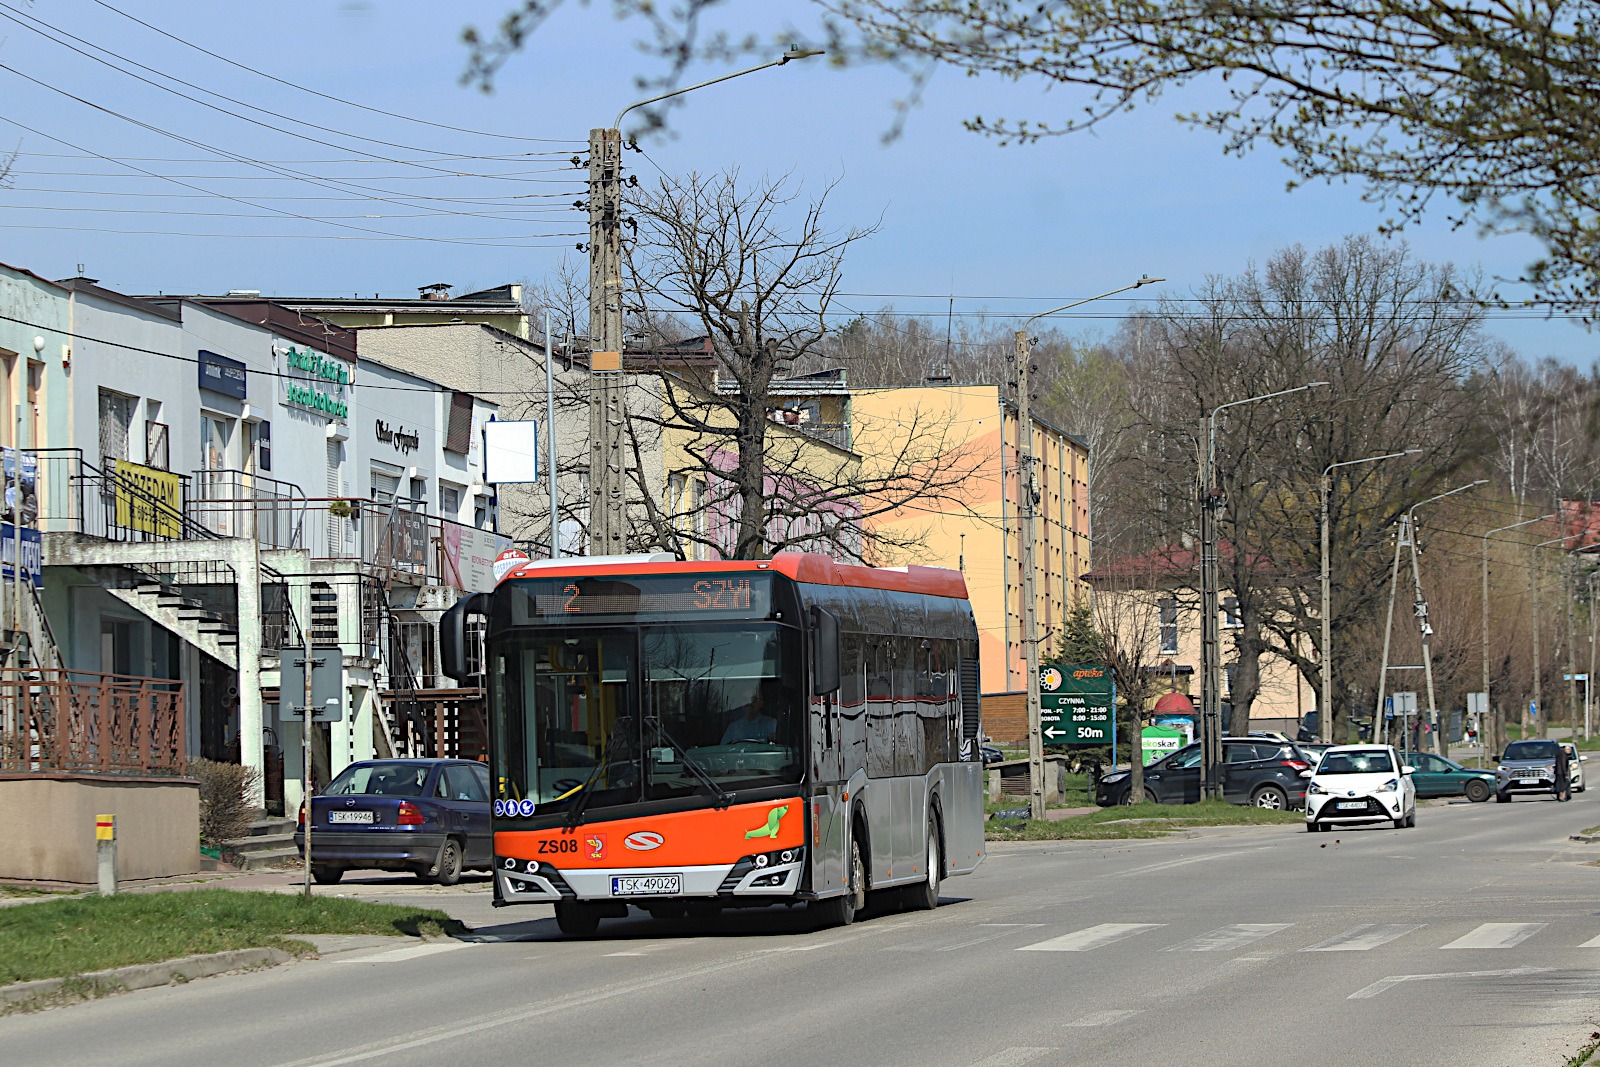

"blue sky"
[0, 0, 1592, 363]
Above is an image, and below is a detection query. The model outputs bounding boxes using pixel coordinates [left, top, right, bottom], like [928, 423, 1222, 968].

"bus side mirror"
[441, 592, 490, 682]
[811, 606, 840, 695]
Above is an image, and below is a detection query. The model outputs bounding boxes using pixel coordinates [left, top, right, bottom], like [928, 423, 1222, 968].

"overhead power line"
[80, 0, 580, 145]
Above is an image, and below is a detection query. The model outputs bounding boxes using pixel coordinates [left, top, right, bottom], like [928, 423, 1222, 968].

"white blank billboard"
[483, 420, 540, 483]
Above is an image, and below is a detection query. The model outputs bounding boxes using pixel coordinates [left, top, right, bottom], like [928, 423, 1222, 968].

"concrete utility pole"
[1375, 516, 1408, 746]
[1400, 482, 1483, 755]
[586, 126, 626, 557]
[1200, 382, 1325, 795]
[1015, 276, 1162, 819]
[1320, 451, 1415, 742]
[544, 309, 560, 559]
[1530, 535, 1600, 740]
[585, 48, 821, 556]
[1483, 516, 1554, 760]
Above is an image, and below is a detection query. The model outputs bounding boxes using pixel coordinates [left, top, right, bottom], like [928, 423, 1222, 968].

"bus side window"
[921, 639, 957, 768]
[867, 638, 896, 778]
[840, 634, 868, 771]
[893, 635, 921, 777]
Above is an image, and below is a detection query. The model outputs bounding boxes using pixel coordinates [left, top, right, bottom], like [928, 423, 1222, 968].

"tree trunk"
[1228, 600, 1265, 736]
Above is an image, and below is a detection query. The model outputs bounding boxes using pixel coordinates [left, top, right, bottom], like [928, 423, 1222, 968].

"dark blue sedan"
[295, 759, 493, 885]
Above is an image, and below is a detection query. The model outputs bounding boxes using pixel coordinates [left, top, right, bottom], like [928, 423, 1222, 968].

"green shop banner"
[1038, 664, 1115, 745]
[1141, 725, 1186, 765]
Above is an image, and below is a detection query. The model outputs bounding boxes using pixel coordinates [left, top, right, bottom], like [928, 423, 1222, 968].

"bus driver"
[720, 687, 778, 744]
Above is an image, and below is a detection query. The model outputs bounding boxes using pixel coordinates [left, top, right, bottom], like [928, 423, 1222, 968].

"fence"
[0, 668, 186, 776]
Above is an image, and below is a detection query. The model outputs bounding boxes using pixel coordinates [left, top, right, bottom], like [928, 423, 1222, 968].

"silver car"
[1495, 739, 1564, 801]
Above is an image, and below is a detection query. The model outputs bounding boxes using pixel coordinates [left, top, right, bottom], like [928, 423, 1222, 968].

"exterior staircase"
[227, 815, 299, 870]
[104, 580, 240, 669]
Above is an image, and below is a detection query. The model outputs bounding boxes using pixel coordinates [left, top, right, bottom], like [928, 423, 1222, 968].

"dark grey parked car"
[1096, 738, 1313, 809]
[295, 759, 493, 884]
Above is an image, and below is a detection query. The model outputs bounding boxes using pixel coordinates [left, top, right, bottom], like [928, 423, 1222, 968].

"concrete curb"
[1568, 833, 1600, 843]
[0, 947, 297, 1011]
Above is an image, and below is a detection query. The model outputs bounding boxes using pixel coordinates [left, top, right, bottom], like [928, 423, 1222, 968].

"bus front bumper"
[495, 846, 805, 904]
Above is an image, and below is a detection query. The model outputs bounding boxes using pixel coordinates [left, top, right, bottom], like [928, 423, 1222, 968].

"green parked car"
[1399, 752, 1496, 802]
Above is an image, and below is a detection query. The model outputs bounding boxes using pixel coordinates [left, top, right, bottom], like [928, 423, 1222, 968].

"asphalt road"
[9, 791, 1600, 1067]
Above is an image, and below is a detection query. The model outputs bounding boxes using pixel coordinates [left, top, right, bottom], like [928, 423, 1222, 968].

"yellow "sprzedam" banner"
[113, 459, 183, 537]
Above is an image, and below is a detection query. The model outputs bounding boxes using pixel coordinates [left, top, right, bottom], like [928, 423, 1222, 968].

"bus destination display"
[510, 574, 773, 622]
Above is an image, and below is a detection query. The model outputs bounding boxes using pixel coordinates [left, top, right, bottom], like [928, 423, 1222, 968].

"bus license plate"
[1335, 802, 1366, 810]
[611, 874, 680, 896]
[329, 810, 375, 824]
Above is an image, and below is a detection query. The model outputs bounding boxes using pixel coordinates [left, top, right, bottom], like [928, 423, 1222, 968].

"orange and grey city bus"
[440, 552, 985, 936]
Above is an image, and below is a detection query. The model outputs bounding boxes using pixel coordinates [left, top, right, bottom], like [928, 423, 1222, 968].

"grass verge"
[985, 799, 1304, 841]
[0, 890, 465, 986]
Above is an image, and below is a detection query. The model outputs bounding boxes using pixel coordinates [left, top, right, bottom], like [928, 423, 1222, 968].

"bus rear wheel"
[904, 822, 942, 911]
[812, 837, 865, 928]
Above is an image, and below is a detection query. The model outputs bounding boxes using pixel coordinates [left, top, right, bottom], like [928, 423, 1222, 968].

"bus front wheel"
[812, 837, 865, 928]
[555, 901, 601, 937]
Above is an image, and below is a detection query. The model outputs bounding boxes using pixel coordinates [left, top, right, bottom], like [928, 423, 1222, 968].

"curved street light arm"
[1022, 275, 1165, 332]
[1407, 479, 1487, 522]
[615, 47, 824, 130]
[1323, 449, 1421, 479]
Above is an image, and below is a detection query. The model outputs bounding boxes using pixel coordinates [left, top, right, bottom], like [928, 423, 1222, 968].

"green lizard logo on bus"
[745, 805, 789, 840]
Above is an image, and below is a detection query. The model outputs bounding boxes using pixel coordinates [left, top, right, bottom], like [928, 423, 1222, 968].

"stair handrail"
[76, 457, 223, 542]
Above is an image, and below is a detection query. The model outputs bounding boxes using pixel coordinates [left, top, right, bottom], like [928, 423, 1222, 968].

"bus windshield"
[488, 623, 803, 815]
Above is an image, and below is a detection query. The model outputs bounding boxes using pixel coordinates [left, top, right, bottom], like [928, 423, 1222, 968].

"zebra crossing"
[1003, 920, 1583, 955]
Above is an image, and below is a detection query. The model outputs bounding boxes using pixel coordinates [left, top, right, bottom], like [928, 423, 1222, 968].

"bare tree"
[534, 169, 990, 562]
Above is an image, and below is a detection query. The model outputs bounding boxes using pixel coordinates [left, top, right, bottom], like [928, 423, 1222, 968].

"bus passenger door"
[809, 624, 856, 896]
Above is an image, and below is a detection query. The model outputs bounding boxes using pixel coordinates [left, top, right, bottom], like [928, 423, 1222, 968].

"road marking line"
[1302, 924, 1423, 952]
[1578, 933, 1600, 948]
[1348, 966, 1553, 999]
[979, 923, 1048, 927]
[605, 942, 686, 957]
[965, 1048, 1057, 1067]
[1064, 1009, 1143, 1027]
[332, 942, 474, 964]
[263, 952, 779, 1067]
[1163, 924, 1292, 952]
[1019, 923, 1165, 952]
[1439, 923, 1546, 950]
[1112, 849, 1267, 879]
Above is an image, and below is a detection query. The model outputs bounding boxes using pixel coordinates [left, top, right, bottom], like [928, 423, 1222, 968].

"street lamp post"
[1320, 451, 1418, 741]
[586, 48, 823, 554]
[1199, 382, 1328, 798]
[1482, 515, 1555, 759]
[1014, 275, 1163, 820]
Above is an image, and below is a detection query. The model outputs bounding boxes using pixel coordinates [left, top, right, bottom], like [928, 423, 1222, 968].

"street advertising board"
[441, 524, 514, 593]
[1141, 725, 1186, 765]
[1039, 664, 1116, 745]
[112, 458, 182, 537]
[1, 522, 41, 588]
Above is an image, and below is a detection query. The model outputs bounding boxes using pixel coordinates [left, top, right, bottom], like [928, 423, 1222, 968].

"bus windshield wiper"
[562, 748, 614, 830]
[649, 717, 733, 808]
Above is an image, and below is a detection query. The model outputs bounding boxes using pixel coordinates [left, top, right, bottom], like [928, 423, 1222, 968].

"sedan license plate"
[611, 874, 680, 896]
[1335, 801, 1367, 810]
[329, 810, 375, 824]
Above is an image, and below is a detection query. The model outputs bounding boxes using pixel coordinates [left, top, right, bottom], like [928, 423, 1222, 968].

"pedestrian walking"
[1555, 742, 1572, 802]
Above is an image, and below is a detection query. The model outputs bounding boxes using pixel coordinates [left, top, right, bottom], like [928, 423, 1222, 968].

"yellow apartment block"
[851, 385, 1091, 695]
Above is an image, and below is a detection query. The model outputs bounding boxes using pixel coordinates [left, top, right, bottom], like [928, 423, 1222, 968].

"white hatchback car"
[1303, 744, 1417, 831]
